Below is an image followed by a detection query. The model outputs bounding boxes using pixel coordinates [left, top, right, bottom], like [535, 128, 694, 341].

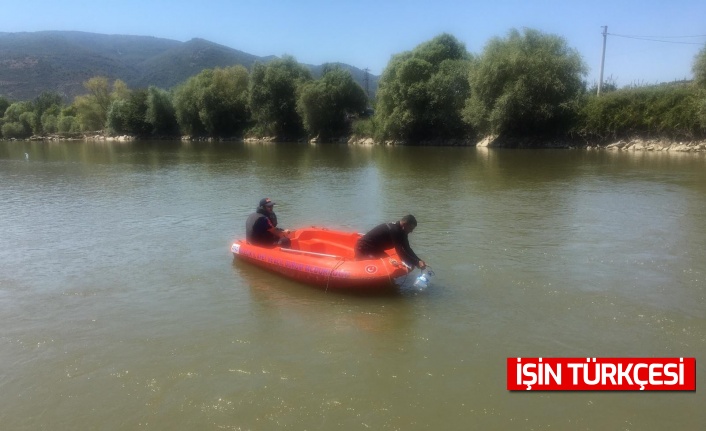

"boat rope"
[325, 259, 346, 293]
[386, 257, 414, 286]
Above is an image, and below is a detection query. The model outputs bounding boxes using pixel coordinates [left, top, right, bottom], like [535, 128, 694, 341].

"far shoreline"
[4, 134, 706, 153]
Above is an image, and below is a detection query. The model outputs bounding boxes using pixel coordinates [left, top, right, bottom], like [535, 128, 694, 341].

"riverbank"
[8, 133, 243, 142]
[6, 133, 706, 152]
[347, 135, 706, 152]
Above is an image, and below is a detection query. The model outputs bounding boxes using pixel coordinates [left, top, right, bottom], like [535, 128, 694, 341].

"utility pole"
[597, 25, 608, 96]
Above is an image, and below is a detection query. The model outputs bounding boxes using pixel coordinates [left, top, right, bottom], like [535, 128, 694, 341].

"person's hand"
[418, 260, 426, 270]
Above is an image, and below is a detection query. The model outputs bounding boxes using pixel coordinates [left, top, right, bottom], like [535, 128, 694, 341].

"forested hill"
[0, 31, 378, 101]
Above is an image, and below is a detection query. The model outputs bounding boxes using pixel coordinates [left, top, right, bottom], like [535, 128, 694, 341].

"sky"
[2, 0, 705, 87]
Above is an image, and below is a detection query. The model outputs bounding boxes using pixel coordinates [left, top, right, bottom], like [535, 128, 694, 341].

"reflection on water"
[1, 140, 704, 430]
[233, 260, 418, 335]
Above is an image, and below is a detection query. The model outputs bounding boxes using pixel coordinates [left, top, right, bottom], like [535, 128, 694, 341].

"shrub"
[577, 84, 702, 140]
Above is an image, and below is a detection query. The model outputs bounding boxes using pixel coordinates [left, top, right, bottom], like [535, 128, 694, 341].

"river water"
[1, 140, 705, 430]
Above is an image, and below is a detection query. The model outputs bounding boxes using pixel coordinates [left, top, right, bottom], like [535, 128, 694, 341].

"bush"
[576, 84, 703, 140]
[351, 117, 378, 138]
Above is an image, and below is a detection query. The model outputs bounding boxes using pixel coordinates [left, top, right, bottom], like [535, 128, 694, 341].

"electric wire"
[607, 33, 705, 45]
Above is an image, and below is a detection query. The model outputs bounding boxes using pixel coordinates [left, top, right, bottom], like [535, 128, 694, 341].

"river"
[1, 140, 704, 430]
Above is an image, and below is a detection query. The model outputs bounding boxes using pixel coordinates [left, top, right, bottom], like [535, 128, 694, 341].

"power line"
[607, 33, 705, 45]
[609, 33, 706, 39]
[596, 27, 702, 94]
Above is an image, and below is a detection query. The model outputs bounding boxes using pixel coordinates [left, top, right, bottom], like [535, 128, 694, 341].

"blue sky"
[3, 0, 705, 86]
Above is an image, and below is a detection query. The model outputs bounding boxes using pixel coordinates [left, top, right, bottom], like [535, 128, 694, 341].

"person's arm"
[396, 232, 425, 269]
[269, 228, 289, 238]
[266, 220, 289, 238]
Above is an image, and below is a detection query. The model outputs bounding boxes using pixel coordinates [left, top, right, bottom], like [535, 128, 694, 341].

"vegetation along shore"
[2, 29, 706, 150]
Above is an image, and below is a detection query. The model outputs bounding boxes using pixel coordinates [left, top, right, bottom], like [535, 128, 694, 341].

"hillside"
[0, 31, 378, 102]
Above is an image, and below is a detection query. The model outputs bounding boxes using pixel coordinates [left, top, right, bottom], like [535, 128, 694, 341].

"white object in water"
[25, 153, 29, 160]
[413, 273, 430, 290]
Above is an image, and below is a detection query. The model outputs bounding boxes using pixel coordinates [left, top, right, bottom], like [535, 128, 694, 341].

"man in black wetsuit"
[354, 214, 426, 269]
[245, 198, 291, 247]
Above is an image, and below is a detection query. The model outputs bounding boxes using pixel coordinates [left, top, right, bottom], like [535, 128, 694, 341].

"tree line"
[0, 56, 367, 142]
[2, 28, 706, 144]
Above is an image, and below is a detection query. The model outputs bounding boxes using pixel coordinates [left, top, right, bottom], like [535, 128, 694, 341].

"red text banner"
[507, 357, 695, 391]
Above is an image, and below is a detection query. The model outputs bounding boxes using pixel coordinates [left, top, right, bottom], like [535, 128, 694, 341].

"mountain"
[0, 31, 378, 102]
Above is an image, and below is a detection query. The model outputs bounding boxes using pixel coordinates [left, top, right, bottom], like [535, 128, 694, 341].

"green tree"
[57, 115, 80, 133]
[200, 66, 250, 136]
[20, 111, 40, 135]
[173, 66, 250, 137]
[74, 77, 130, 131]
[376, 33, 472, 142]
[3, 101, 31, 123]
[464, 28, 587, 137]
[297, 66, 368, 140]
[173, 75, 204, 136]
[74, 94, 104, 131]
[145, 86, 179, 136]
[30, 92, 64, 135]
[249, 56, 312, 139]
[1, 122, 27, 138]
[106, 100, 130, 135]
[84, 77, 111, 125]
[111, 79, 130, 102]
[86, 77, 112, 108]
[33, 91, 63, 116]
[107, 89, 150, 136]
[1, 102, 33, 138]
[41, 110, 59, 134]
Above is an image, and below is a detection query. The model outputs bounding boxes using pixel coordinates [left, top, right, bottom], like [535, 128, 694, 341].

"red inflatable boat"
[231, 227, 411, 290]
